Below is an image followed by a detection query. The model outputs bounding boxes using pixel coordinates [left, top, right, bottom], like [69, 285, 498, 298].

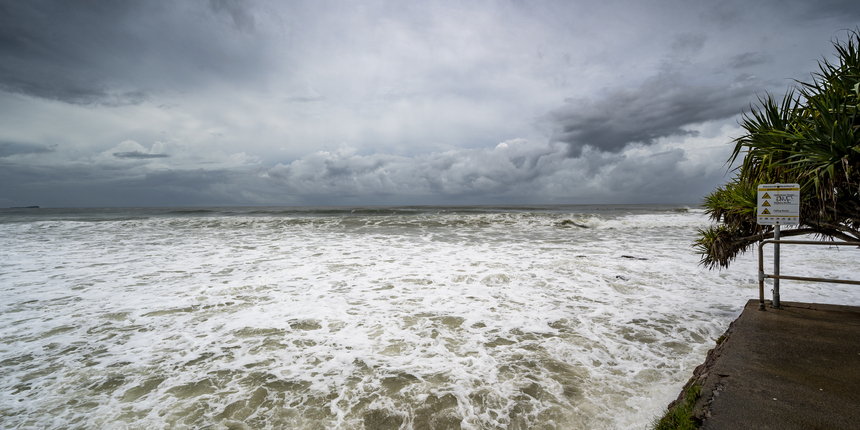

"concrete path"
[697, 300, 860, 429]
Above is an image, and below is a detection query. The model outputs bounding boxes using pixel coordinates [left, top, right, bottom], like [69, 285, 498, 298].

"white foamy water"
[1, 205, 858, 429]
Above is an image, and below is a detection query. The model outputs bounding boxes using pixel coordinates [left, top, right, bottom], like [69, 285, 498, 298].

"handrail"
[758, 239, 860, 310]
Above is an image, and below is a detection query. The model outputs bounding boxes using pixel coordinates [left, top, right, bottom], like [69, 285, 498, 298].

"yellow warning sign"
[758, 183, 800, 225]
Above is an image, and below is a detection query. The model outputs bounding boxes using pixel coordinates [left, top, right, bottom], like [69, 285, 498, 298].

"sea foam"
[1, 206, 857, 429]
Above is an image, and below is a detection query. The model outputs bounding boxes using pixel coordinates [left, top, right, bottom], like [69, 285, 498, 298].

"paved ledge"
[690, 299, 860, 429]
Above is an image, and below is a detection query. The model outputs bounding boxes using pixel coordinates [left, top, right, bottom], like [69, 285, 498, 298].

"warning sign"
[757, 183, 800, 225]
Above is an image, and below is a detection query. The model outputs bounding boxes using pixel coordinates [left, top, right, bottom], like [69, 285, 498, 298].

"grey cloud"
[599, 148, 723, 203]
[113, 151, 170, 159]
[788, 0, 860, 20]
[284, 96, 326, 103]
[0, 0, 270, 105]
[729, 52, 771, 69]
[5, 0, 857, 208]
[261, 137, 717, 204]
[266, 141, 567, 200]
[605, 149, 687, 193]
[0, 68, 142, 108]
[0, 142, 54, 158]
[139, 169, 235, 191]
[210, 0, 256, 32]
[268, 138, 735, 205]
[0, 161, 250, 208]
[0, 74, 150, 106]
[547, 72, 754, 157]
[703, 0, 860, 28]
[323, 157, 388, 180]
[0, 2, 145, 105]
[1, 134, 732, 207]
[671, 34, 707, 54]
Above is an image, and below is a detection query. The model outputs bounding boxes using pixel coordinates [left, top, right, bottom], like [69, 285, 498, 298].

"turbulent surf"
[1, 205, 857, 429]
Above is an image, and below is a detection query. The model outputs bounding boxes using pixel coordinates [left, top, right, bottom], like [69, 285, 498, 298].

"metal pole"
[758, 239, 766, 310]
[773, 224, 780, 308]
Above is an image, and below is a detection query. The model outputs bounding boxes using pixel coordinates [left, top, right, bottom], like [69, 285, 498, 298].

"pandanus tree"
[695, 29, 860, 269]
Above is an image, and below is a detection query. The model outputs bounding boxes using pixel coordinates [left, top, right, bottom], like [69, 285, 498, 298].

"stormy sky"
[1, 0, 858, 207]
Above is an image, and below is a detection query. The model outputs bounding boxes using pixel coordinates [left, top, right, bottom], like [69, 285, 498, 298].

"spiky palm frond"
[697, 28, 860, 269]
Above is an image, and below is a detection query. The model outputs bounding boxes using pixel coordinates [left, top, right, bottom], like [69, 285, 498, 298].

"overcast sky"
[1, 0, 858, 208]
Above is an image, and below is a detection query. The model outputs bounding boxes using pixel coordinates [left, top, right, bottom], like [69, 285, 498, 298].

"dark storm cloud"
[0, 0, 269, 105]
[0, 142, 54, 158]
[0, 1, 148, 104]
[604, 149, 687, 193]
[284, 96, 326, 103]
[788, 0, 860, 20]
[703, 0, 860, 27]
[671, 34, 707, 54]
[599, 149, 728, 203]
[548, 72, 756, 157]
[113, 151, 170, 159]
[209, 0, 256, 32]
[0, 134, 735, 207]
[258, 136, 729, 205]
[265, 142, 565, 200]
[0, 161, 250, 207]
[140, 168, 235, 190]
[3, 0, 860, 208]
[728, 52, 771, 69]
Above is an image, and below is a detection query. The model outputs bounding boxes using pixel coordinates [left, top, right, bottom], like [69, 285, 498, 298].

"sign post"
[757, 183, 800, 308]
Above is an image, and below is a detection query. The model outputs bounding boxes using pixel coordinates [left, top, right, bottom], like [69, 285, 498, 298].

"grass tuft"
[652, 383, 702, 430]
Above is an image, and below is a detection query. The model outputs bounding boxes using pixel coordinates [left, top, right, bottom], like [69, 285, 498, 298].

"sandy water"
[1, 205, 858, 429]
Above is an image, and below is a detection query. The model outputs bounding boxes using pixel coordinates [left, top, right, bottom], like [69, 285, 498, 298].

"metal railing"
[758, 239, 860, 310]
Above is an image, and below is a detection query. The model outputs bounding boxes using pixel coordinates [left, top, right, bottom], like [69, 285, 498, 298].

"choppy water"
[1, 205, 858, 429]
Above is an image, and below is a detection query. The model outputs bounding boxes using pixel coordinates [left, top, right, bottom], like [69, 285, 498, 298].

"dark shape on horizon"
[113, 151, 170, 159]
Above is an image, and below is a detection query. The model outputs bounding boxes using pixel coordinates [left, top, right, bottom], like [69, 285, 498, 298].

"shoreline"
[654, 314, 736, 428]
[657, 299, 860, 429]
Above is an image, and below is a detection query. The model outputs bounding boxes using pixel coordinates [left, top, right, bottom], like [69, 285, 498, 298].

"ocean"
[1, 205, 858, 429]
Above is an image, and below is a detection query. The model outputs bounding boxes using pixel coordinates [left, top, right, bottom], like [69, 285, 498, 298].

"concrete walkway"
[697, 300, 860, 429]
